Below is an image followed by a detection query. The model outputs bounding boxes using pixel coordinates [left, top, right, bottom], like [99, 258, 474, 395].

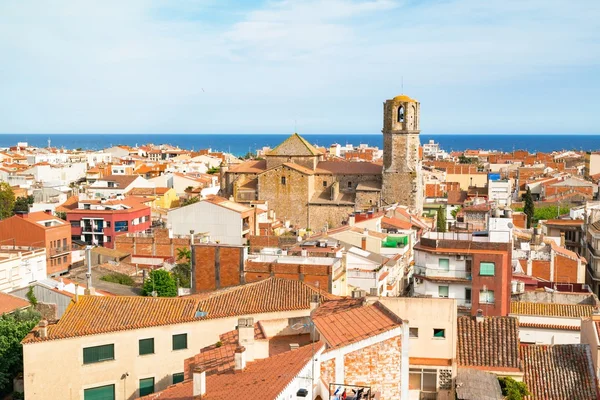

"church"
[220, 94, 423, 230]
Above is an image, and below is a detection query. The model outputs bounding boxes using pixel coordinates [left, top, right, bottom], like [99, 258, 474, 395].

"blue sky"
[0, 0, 598, 134]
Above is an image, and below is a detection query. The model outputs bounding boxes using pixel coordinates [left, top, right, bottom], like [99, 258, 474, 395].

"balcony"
[413, 265, 472, 281]
[420, 392, 438, 400]
[50, 246, 71, 256]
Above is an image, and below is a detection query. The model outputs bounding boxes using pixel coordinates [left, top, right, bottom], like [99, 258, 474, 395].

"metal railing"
[413, 265, 472, 280]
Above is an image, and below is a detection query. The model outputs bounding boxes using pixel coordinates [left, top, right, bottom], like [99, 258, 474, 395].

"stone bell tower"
[381, 94, 423, 214]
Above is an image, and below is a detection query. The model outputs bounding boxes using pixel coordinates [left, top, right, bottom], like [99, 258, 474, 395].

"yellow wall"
[23, 309, 310, 400]
[155, 188, 178, 209]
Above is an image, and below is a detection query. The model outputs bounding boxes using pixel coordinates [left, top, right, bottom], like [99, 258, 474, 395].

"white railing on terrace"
[413, 265, 472, 280]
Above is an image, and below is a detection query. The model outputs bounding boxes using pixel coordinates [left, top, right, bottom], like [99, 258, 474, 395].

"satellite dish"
[507, 222, 514, 229]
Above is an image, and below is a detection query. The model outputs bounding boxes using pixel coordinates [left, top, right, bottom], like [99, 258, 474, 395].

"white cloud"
[0, 0, 598, 134]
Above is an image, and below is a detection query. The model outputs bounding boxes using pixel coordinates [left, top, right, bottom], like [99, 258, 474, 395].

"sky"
[0, 0, 599, 135]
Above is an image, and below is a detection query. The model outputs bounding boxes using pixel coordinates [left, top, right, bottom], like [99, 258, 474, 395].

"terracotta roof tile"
[521, 344, 599, 400]
[315, 160, 382, 175]
[0, 292, 30, 314]
[141, 343, 322, 400]
[313, 300, 401, 349]
[228, 160, 267, 173]
[518, 322, 580, 331]
[457, 316, 520, 369]
[194, 277, 334, 319]
[511, 302, 594, 317]
[22, 296, 200, 343]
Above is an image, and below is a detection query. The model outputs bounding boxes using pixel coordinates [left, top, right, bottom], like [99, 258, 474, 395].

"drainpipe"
[401, 320, 409, 400]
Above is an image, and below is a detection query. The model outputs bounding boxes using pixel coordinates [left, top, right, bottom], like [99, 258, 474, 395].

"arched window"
[398, 106, 404, 123]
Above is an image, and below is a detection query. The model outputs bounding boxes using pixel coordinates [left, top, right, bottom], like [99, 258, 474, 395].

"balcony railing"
[420, 392, 438, 400]
[50, 246, 71, 256]
[413, 265, 472, 280]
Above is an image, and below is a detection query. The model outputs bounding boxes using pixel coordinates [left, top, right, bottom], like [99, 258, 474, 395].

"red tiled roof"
[315, 160, 382, 175]
[228, 160, 267, 173]
[141, 343, 323, 400]
[457, 316, 520, 370]
[521, 344, 599, 400]
[511, 301, 594, 317]
[381, 216, 412, 230]
[95, 174, 139, 188]
[194, 277, 334, 319]
[518, 322, 580, 331]
[313, 300, 401, 349]
[22, 296, 200, 344]
[0, 292, 30, 314]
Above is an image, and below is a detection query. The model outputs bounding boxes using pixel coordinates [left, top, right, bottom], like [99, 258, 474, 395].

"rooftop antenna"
[401, 76, 404, 94]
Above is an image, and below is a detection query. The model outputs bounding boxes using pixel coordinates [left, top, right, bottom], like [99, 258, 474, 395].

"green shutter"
[84, 385, 115, 400]
[139, 338, 154, 355]
[480, 262, 495, 276]
[172, 334, 187, 350]
[83, 344, 114, 364]
[439, 258, 450, 271]
[172, 372, 185, 384]
[139, 378, 155, 396]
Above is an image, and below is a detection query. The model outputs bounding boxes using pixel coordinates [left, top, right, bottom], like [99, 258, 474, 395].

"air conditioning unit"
[456, 255, 465, 261]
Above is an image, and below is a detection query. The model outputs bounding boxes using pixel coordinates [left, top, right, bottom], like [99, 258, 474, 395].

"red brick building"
[0, 211, 71, 276]
[63, 197, 151, 248]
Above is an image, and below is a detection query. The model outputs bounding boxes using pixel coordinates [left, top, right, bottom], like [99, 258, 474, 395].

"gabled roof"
[194, 277, 334, 319]
[313, 300, 402, 350]
[141, 343, 323, 400]
[511, 301, 595, 317]
[457, 316, 520, 370]
[93, 174, 139, 188]
[0, 292, 30, 314]
[22, 296, 201, 343]
[521, 344, 599, 400]
[455, 368, 504, 400]
[227, 159, 267, 173]
[267, 133, 322, 156]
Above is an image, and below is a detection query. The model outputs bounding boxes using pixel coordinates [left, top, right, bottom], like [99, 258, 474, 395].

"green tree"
[181, 196, 200, 207]
[498, 377, 530, 400]
[55, 211, 67, 221]
[12, 195, 33, 213]
[141, 269, 178, 297]
[451, 206, 462, 219]
[523, 187, 535, 229]
[0, 309, 41, 395]
[206, 166, 220, 175]
[458, 155, 477, 164]
[0, 183, 15, 220]
[436, 206, 447, 232]
[171, 247, 192, 288]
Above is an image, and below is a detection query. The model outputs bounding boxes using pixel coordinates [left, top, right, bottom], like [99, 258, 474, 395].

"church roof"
[392, 94, 417, 102]
[267, 133, 322, 157]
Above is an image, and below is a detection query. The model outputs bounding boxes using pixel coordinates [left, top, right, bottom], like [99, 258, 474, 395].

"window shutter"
[172, 334, 187, 350]
[172, 373, 185, 384]
[139, 338, 154, 355]
[139, 378, 155, 396]
[480, 262, 495, 276]
[84, 384, 115, 400]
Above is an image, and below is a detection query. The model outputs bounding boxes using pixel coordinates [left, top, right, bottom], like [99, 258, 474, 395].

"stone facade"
[382, 95, 423, 215]
[222, 95, 424, 228]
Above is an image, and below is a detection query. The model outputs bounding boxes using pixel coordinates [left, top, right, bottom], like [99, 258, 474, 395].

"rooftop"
[313, 299, 402, 350]
[510, 301, 595, 318]
[457, 316, 520, 371]
[521, 344, 599, 400]
[0, 291, 30, 314]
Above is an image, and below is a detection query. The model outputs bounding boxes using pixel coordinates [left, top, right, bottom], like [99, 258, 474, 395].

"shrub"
[100, 273, 135, 286]
[498, 377, 530, 400]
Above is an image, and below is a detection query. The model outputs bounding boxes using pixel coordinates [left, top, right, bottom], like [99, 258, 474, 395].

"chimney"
[234, 346, 246, 371]
[237, 318, 254, 361]
[310, 293, 320, 311]
[193, 367, 206, 397]
[361, 236, 367, 251]
[289, 343, 299, 351]
[16, 211, 28, 219]
[37, 319, 48, 338]
[560, 232, 565, 247]
[44, 209, 52, 215]
[74, 283, 79, 302]
[475, 309, 484, 323]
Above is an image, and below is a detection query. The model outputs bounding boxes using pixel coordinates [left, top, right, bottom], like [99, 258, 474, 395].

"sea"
[0, 133, 599, 157]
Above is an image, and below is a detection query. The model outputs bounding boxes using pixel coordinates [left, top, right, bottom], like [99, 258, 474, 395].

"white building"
[0, 246, 47, 292]
[88, 175, 154, 198]
[488, 179, 513, 207]
[167, 197, 255, 245]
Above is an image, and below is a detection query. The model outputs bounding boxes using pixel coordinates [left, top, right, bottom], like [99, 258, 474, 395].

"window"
[438, 258, 450, 272]
[281, 177, 286, 185]
[114, 221, 128, 232]
[480, 289, 495, 304]
[84, 384, 115, 400]
[139, 338, 154, 355]
[106, 236, 111, 243]
[433, 329, 446, 339]
[347, 181, 352, 188]
[465, 288, 472, 303]
[83, 344, 114, 364]
[438, 286, 449, 298]
[63, 256, 67, 264]
[71, 221, 80, 227]
[106, 221, 111, 228]
[398, 105, 405, 123]
[63, 238, 67, 247]
[480, 262, 495, 276]
[409, 368, 436, 391]
[409, 328, 419, 338]
[139, 378, 154, 396]
[84, 204, 91, 210]
[323, 180, 327, 187]
[172, 333, 187, 350]
[172, 373, 185, 384]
